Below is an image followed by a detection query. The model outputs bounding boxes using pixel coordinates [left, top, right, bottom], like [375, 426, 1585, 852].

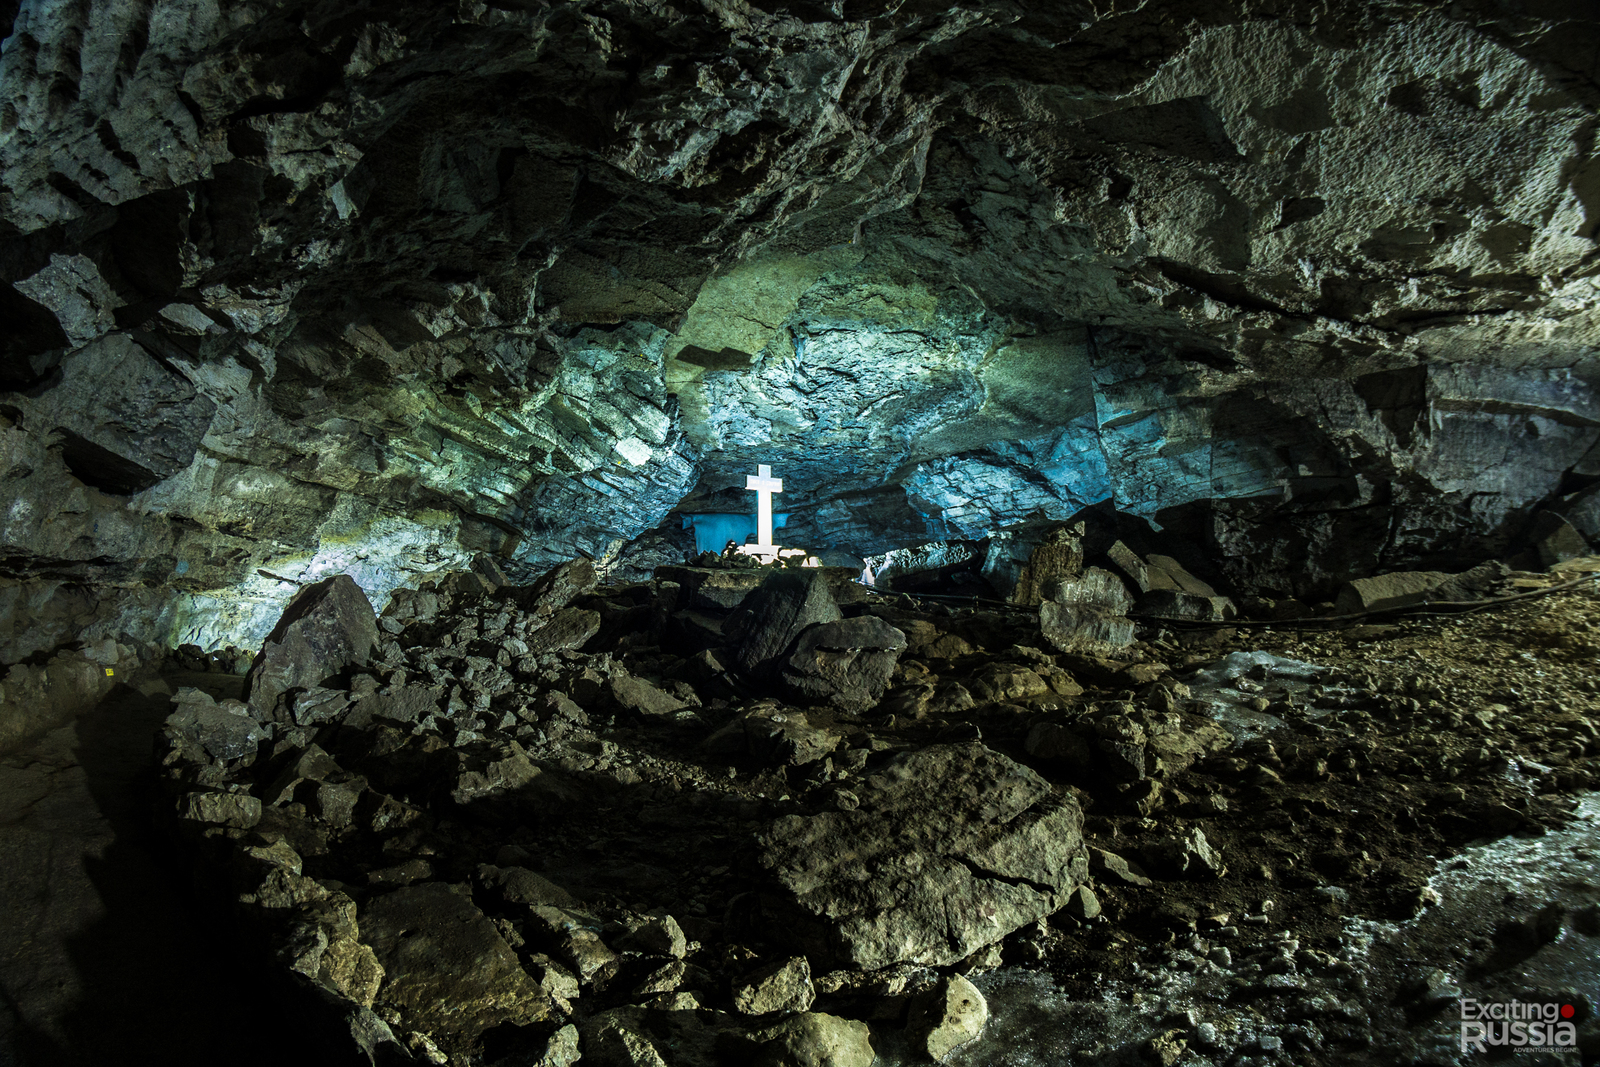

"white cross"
[745, 464, 783, 550]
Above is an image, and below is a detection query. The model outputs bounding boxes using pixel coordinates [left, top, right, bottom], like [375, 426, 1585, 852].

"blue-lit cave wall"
[682, 514, 791, 555]
[1, 0, 1597, 699]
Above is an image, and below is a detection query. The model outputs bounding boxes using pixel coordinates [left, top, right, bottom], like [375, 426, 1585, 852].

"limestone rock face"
[1, 0, 1598, 679]
[7, 335, 215, 494]
[756, 743, 1088, 970]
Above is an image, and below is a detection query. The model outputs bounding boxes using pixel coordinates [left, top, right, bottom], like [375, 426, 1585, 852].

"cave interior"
[3, 1, 1600, 1065]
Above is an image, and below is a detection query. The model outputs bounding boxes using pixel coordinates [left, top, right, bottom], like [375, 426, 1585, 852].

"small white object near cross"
[745, 464, 783, 551]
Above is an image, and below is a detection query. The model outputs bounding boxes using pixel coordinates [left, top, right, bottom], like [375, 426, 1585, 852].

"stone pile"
[155, 547, 1600, 1066]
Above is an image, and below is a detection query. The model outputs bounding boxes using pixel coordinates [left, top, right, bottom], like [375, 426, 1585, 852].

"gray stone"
[1564, 483, 1600, 541]
[1137, 590, 1236, 622]
[906, 974, 988, 1062]
[779, 616, 906, 712]
[347, 1007, 406, 1063]
[526, 905, 620, 983]
[1090, 847, 1153, 887]
[753, 1012, 875, 1067]
[177, 790, 262, 828]
[708, 704, 841, 766]
[477, 864, 578, 909]
[1039, 601, 1136, 655]
[982, 523, 1084, 605]
[289, 686, 351, 726]
[1531, 510, 1590, 568]
[1334, 570, 1459, 614]
[512, 559, 599, 620]
[658, 566, 766, 610]
[263, 744, 343, 803]
[245, 575, 380, 721]
[731, 570, 843, 676]
[734, 956, 816, 1015]
[1108, 541, 1168, 595]
[361, 684, 445, 725]
[530, 1024, 582, 1067]
[1144, 714, 1233, 775]
[863, 540, 978, 587]
[579, 1006, 732, 1067]
[163, 689, 269, 764]
[451, 739, 540, 804]
[620, 914, 688, 958]
[1064, 885, 1102, 921]
[1142, 828, 1227, 879]
[1048, 566, 1133, 613]
[1144, 554, 1219, 597]
[360, 882, 553, 1036]
[968, 664, 1050, 704]
[311, 780, 361, 827]
[610, 672, 689, 717]
[527, 607, 602, 654]
[757, 743, 1088, 970]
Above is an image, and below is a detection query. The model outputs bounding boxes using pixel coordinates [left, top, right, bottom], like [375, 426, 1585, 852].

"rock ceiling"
[0, 0, 1597, 660]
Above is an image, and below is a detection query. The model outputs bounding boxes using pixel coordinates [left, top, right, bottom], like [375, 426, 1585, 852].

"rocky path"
[0, 673, 356, 1067]
[10, 551, 1600, 1066]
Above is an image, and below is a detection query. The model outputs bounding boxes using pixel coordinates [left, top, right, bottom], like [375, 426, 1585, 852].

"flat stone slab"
[655, 566, 865, 612]
[756, 742, 1088, 970]
[360, 882, 553, 1037]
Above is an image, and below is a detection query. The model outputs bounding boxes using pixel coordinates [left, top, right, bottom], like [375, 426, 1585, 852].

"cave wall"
[0, 0, 1597, 698]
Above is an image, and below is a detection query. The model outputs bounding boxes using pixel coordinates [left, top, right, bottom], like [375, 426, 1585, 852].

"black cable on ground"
[860, 570, 1600, 630]
[1134, 570, 1600, 631]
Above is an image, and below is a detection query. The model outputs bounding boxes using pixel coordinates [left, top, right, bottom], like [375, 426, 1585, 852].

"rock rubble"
[152, 541, 1600, 1065]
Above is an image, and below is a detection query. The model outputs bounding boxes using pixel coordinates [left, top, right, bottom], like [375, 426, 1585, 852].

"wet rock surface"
[133, 548, 1600, 1064]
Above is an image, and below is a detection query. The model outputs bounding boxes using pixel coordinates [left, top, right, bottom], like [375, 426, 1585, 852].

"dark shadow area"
[0, 674, 363, 1067]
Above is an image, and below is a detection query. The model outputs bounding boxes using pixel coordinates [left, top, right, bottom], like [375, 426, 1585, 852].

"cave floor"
[7, 564, 1600, 1066]
[0, 671, 357, 1067]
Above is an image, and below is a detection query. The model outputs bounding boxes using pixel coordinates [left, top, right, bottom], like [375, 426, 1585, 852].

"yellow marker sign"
[104, 668, 114, 676]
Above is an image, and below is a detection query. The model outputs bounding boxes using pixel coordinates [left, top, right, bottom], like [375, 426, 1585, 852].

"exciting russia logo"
[1460, 998, 1578, 1054]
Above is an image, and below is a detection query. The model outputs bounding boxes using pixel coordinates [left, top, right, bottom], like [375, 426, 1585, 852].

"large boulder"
[1039, 601, 1135, 655]
[730, 570, 843, 676]
[981, 522, 1084, 605]
[1038, 565, 1136, 655]
[526, 607, 602, 654]
[244, 574, 379, 720]
[756, 743, 1088, 970]
[1564, 483, 1600, 542]
[705, 704, 842, 766]
[360, 882, 553, 1037]
[1333, 561, 1506, 614]
[512, 558, 599, 620]
[779, 616, 906, 711]
[579, 1006, 736, 1067]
